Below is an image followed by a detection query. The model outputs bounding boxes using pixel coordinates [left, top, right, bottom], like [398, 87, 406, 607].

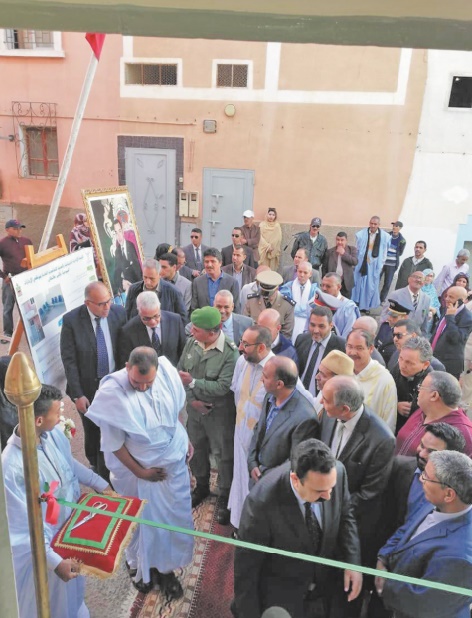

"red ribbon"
[41, 480, 60, 525]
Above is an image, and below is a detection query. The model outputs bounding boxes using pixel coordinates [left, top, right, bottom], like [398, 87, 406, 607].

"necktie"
[195, 247, 200, 267]
[335, 422, 346, 458]
[413, 294, 418, 310]
[151, 327, 161, 355]
[304, 502, 322, 554]
[302, 342, 321, 391]
[265, 405, 278, 433]
[300, 283, 305, 296]
[95, 318, 109, 379]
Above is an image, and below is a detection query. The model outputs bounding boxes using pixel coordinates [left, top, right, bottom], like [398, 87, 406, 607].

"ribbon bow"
[41, 480, 60, 525]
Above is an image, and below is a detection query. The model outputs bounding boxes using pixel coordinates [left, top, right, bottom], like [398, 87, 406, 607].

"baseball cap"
[310, 217, 322, 227]
[243, 210, 254, 218]
[5, 219, 25, 229]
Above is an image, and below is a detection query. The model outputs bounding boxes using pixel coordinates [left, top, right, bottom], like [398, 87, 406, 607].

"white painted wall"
[399, 50, 472, 272]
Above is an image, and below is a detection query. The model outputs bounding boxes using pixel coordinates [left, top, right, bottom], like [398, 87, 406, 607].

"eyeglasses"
[311, 225, 320, 229]
[232, 234, 241, 237]
[87, 298, 113, 308]
[141, 314, 160, 322]
[417, 384, 436, 392]
[420, 470, 453, 489]
[190, 235, 199, 239]
[239, 339, 258, 349]
[393, 332, 405, 339]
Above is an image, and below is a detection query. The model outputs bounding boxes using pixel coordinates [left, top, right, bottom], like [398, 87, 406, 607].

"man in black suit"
[112, 219, 142, 295]
[248, 356, 319, 485]
[222, 245, 257, 290]
[118, 291, 185, 367]
[215, 290, 253, 344]
[60, 281, 126, 475]
[221, 227, 256, 268]
[234, 439, 362, 618]
[125, 258, 187, 324]
[322, 232, 358, 298]
[319, 375, 395, 572]
[191, 248, 241, 312]
[182, 228, 209, 278]
[295, 306, 345, 397]
[257, 308, 299, 366]
[431, 285, 472, 378]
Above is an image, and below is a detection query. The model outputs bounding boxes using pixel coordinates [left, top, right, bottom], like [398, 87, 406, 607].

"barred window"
[125, 63, 178, 86]
[5, 29, 54, 50]
[216, 64, 248, 88]
[24, 127, 59, 178]
[449, 76, 472, 108]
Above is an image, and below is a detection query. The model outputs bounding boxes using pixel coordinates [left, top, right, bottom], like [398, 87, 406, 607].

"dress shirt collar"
[196, 330, 225, 352]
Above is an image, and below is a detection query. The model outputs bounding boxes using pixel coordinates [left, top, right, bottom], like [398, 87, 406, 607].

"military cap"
[256, 270, 283, 292]
[387, 299, 412, 316]
[311, 289, 343, 310]
[191, 306, 221, 329]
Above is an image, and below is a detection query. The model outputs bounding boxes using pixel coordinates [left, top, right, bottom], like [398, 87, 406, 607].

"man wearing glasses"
[183, 228, 209, 278]
[60, 281, 126, 476]
[221, 227, 256, 268]
[290, 217, 328, 273]
[375, 450, 472, 618]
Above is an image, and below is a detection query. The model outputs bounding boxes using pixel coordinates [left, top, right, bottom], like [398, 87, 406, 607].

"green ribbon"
[57, 498, 472, 598]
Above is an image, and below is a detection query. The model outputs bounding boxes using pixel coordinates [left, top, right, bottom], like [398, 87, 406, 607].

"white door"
[125, 147, 176, 257]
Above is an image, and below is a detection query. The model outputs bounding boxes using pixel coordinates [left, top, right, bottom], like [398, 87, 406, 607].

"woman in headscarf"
[69, 213, 91, 252]
[439, 271, 470, 315]
[258, 208, 282, 271]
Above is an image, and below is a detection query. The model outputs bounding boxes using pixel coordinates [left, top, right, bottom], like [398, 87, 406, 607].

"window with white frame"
[216, 63, 249, 88]
[0, 30, 63, 56]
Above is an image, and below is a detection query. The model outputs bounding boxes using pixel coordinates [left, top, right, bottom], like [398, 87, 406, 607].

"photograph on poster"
[12, 248, 97, 390]
[82, 187, 144, 302]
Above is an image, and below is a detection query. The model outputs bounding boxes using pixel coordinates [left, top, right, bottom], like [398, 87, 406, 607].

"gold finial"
[5, 352, 42, 408]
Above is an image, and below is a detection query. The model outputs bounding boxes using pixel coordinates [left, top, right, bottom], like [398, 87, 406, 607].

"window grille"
[216, 64, 248, 88]
[24, 127, 59, 178]
[124, 63, 178, 86]
[5, 29, 54, 50]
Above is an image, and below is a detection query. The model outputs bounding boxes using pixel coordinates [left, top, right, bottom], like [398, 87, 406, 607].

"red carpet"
[188, 500, 234, 618]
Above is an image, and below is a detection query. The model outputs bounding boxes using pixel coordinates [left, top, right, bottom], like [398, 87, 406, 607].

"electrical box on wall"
[189, 192, 199, 217]
[179, 191, 189, 216]
[203, 120, 217, 133]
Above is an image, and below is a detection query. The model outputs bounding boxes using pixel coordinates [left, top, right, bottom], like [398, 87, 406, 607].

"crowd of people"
[1, 212, 472, 618]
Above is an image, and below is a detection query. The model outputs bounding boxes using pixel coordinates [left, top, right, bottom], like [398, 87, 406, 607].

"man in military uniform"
[244, 270, 295, 339]
[178, 306, 239, 525]
[374, 299, 412, 365]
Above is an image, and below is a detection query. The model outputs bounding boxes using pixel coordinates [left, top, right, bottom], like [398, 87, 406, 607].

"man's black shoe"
[132, 578, 152, 594]
[217, 505, 231, 525]
[158, 571, 183, 600]
[191, 485, 210, 508]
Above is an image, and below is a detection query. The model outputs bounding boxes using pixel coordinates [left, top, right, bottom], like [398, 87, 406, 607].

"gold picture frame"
[82, 186, 144, 301]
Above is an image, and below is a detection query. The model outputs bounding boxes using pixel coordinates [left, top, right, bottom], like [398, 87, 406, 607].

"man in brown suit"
[323, 232, 358, 298]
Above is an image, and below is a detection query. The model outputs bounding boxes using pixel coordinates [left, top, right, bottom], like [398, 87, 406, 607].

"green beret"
[191, 306, 221, 329]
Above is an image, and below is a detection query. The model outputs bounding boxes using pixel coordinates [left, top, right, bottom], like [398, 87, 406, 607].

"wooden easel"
[8, 234, 68, 355]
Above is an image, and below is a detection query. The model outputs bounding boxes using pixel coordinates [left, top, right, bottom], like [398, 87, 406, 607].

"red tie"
[431, 317, 446, 350]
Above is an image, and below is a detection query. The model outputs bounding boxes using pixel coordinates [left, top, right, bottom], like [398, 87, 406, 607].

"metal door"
[202, 168, 255, 249]
[125, 147, 176, 257]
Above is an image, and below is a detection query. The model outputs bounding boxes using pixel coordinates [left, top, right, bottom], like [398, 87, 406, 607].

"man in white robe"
[280, 261, 319, 343]
[87, 346, 193, 598]
[228, 325, 315, 530]
[2, 384, 110, 618]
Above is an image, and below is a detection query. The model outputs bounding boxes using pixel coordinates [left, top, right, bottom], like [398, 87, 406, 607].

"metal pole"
[39, 51, 99, 252]
[4, 352, 48, 617]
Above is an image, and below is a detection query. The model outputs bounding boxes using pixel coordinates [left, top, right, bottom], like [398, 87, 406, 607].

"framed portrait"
[82, 186, 144, 303]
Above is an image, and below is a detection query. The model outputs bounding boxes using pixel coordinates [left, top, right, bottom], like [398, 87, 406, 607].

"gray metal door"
[125, 147, 176, 257]
[202, 168, 255, 249]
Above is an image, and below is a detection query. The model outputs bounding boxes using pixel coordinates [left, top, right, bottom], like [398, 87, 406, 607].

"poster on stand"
[82, 186, 144, 305]
[12, 248, 97, 390]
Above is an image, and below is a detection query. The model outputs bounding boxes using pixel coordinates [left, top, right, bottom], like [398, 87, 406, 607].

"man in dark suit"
[234, 439, 362, 618]
[431, 285, 472, 378]
[375, 451, 472, 618]
[214, 289, 253, 344]
[182, 228, 209, 278]
[222, 245, 256, 290]
[60, 281, 126, 475]
[257, 308, 299, 366]
[323, 232, 358, 298]
[125, 258, 187, 324]
[191, 248, 241, 312]
[118, 291, 185, 367]
[319, 375, 395, 572]
[112, 219, 142, 295]
[221, 227, 256, 268]
[295, 306, 346, 397]
[172, 247, 194, 282]
[248, 356, 319, 485]
[282, 247, 320, 285]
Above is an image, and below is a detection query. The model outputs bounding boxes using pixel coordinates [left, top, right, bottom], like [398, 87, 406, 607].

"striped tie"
[95, 318, 109, 379]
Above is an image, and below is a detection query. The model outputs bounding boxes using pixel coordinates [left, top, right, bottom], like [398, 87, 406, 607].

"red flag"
[85, 33, 106, 60]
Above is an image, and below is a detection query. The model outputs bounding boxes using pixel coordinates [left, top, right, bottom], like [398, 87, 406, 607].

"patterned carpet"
[129, 489, 234, 618]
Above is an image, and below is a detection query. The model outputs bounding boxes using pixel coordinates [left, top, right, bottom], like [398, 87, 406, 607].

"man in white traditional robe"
[87, 346, 193, 598]
[2, 384, 110, 618]
[228, 325, 315, 531]
[280, 261, 319, 343]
